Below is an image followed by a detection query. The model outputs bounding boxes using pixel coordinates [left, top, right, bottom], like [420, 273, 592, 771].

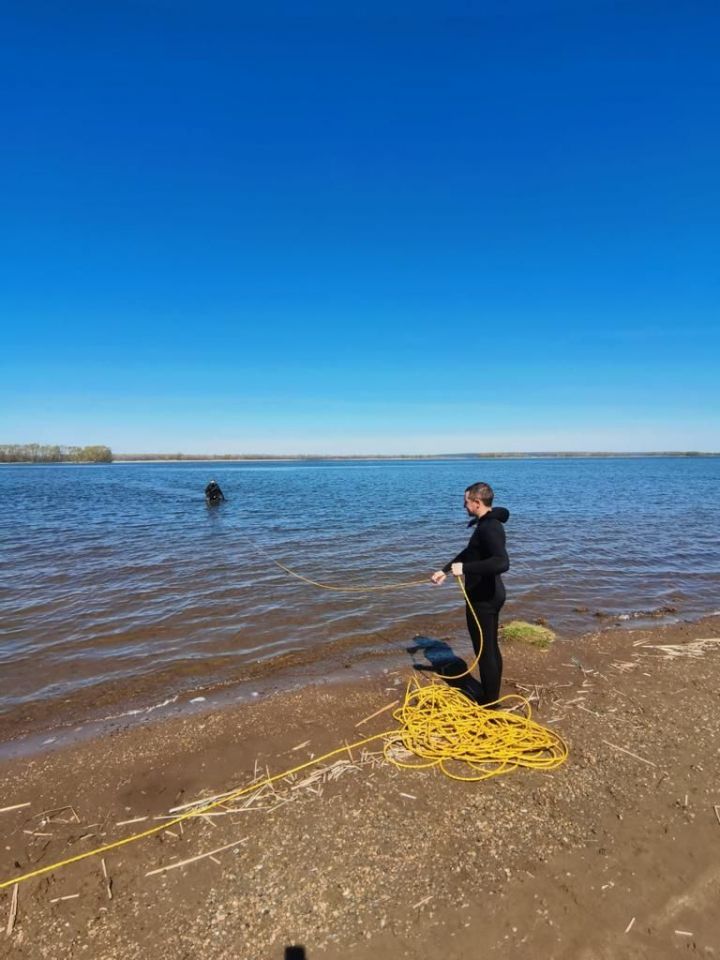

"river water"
[2, 457, 718, 731]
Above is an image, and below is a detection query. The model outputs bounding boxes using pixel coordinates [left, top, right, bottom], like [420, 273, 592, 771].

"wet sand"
[2, 614, 720, 959]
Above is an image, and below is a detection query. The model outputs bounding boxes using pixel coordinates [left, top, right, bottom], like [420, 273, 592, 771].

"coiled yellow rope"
[0, 568, 567, 892]
[387, 677, 568, 781]
[384, 576, 568, 781]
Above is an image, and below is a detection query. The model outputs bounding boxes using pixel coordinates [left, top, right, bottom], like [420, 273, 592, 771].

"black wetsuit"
[442, 507, 509, 705]
[205, 481, 225, 504]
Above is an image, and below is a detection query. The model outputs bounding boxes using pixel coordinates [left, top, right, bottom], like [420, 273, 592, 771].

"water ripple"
[1, 457, 719, 718]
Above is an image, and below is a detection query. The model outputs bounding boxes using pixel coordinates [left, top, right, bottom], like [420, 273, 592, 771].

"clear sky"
[1, 1, 718, 454]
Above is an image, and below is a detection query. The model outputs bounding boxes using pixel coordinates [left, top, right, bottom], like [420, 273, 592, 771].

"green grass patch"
[501, 620, 556, 650]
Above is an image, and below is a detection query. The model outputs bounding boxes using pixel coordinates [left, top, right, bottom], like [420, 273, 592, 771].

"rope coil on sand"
[0, 561, 567, 892]
[389, 678, 568, 781]
[385, 576, 567, 781]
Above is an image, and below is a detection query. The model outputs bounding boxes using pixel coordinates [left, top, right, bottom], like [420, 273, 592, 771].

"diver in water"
[205, 480, 225, 504]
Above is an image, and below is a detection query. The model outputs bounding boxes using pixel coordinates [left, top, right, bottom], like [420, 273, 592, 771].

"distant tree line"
[113, 453, 329, 460]
[0, 444, 113, 463]
[112, 453, 471, 460]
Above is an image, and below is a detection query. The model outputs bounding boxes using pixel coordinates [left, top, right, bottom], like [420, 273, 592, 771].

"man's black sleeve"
[442, 547, 469, 574]
[462, 523, 509, 576]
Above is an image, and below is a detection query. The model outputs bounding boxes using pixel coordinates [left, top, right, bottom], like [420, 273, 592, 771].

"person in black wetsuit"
[204, 479, 225, 504]
[431, 482, 509, 706]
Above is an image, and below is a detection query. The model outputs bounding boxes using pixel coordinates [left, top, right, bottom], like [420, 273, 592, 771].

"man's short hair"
[465, 482, 494, 506]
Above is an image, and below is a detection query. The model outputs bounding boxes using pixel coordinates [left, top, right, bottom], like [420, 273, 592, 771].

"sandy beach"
[2, 614, 720, 959]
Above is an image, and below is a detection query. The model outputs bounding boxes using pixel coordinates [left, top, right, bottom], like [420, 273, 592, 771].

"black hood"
[468, 506, 509, 527]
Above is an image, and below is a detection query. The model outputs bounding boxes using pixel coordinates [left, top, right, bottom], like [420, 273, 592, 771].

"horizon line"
[111, 450, 719, 459]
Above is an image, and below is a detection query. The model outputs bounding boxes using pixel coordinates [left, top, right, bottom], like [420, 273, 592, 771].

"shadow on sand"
[407, 635, 484, 703]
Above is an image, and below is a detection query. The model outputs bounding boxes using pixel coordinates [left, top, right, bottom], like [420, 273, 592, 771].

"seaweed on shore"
[501, 620, 556, 650]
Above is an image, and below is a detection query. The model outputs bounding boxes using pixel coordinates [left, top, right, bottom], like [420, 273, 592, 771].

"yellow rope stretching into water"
[0, 574, 567, 892]
[268, 557, 428, 592]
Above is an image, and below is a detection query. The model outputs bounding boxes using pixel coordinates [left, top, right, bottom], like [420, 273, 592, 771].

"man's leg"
[465, 603, 502, 705]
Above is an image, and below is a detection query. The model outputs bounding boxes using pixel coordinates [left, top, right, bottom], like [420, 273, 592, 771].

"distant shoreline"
[113, 451, 719, 461]
[2, 451, 718, 464]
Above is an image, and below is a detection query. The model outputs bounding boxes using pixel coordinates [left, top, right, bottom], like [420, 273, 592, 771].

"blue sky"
[1, 1, 718, 454]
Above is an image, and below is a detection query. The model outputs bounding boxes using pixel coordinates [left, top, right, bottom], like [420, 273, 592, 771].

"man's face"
[464, 492, 484, 517]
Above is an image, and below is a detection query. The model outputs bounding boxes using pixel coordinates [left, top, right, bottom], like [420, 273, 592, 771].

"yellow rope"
[269, 557, 428, 592]
[0, 732, 393, 891]
[387, 677, 568, 781]
[246, 535, 429, 592]
[0, 574, 567, 892]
